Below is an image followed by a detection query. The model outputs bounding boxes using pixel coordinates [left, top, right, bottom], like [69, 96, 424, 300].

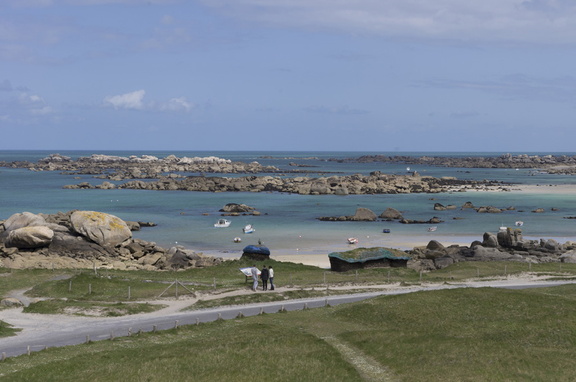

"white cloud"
[103, 90, 146, 110]
[159, 97, 195, 112]
[199, 0, 576, 44]
[103, 90, 195, 112]
[30, 106, 54, 115]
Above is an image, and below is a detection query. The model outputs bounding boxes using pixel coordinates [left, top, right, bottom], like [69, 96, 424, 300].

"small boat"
[214, 219, 231, 228]
[243, 224, 255, 234]
[233, 237, 242, 243]
[382, 228, 391, 233]
[515, 221, 524, 227]
[347, 237, 359, 244]
[499, 226, 507, 232]
[427, 226, 437, 232]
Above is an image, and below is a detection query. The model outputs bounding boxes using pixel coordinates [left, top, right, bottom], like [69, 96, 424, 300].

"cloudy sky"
[2, 0, 576, 152]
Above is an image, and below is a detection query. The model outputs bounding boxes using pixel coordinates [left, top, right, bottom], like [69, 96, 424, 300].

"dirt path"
[320, 335, 397, 382]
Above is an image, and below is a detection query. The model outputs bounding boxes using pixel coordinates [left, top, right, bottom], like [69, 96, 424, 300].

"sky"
[2, 0, 576, 152]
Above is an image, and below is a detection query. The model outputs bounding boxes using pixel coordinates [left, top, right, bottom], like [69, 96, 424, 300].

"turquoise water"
[1, 150, 576, 258]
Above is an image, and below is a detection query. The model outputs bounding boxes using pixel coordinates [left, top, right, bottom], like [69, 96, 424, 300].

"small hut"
[328, 247, 410, 272]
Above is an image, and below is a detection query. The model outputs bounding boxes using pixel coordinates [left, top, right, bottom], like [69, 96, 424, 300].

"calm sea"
[1, 150, 575, 259]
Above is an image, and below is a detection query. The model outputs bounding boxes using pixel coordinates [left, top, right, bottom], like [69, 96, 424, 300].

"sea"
[1, 150, 576, 261]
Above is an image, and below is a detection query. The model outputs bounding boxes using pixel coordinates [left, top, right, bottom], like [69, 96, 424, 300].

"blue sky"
[2, 0, 576, 152]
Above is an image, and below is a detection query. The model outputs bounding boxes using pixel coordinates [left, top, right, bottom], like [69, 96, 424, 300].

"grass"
[2, 285, 576, 381]
[0, 321, 20, 337]
[3, 260, 576, 321]
[190, 288, 354, 310]
[23, 300, 164, 316]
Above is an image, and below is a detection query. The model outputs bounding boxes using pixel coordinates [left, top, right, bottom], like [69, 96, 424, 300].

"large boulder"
[220, 203, 255, 213]
[380, 208, 403, 220]
[351, 207, 377, 221]
[2, 212, 46, 232]
[5, 226, 54, 249]
[70, 211, 131, 246]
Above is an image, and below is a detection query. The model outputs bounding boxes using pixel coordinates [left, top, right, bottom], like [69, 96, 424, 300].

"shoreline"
[201, 181, 576, 269]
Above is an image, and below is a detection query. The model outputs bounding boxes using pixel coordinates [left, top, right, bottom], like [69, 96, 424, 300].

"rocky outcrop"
[408, 227, 576, 271]
[0, 211, 222, 271]
[218, 203, 260, 216]
[380, 208, 403, 220]
[318, 207, 378, 222]
[63, 171, 506, 195]
[0, 154, 281, 179]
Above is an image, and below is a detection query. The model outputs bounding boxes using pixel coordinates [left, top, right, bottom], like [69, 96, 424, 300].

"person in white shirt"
[268, 265, 275, 291]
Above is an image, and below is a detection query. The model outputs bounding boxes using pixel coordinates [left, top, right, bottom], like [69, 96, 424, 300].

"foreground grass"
[2, 285, 576, 381]
[23, 300, 163, 316]
[3, 260, 576, 320]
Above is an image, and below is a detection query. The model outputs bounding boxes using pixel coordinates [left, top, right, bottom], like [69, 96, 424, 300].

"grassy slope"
[2, 285, 576, 381]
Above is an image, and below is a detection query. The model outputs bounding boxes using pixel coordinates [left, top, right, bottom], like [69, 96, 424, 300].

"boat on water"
[233, 237, 242, 243]
[243, 224, 255, 234]
[427, 226, 437, 232]
[515, 221, 524, 226]
[214, 219, 231, 228]
[347, 237, 359, 244]
[382, 228, 391, 233]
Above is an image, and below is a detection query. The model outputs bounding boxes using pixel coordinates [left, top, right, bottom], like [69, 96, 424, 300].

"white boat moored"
[347, 237, 358, 244]
[243, 224, 255, 234]
[214, 219, 231, 228]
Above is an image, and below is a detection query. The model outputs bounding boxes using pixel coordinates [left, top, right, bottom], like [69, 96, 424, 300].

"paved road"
[1, 280, 574, 359]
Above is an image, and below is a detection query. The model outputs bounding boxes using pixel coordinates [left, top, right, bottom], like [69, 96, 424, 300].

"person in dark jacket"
[260, 265, 269, 291]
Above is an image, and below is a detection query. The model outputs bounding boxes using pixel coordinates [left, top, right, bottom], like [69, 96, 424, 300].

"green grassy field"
[2, 260, 576, 380]
[2, 285, 576, 381]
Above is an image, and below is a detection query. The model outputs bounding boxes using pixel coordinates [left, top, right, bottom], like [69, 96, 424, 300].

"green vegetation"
[2, 285, 576, 381]
[2, 260, 576, 380]
[0, 321, 20, 337]
[23, 300, 163, 316]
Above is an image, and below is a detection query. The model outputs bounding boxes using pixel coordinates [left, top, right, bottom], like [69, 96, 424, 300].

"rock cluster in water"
[0, 153, 511, 195]
[0, 211, 222, 270]
[63, 171, 505, 195]
[0, 153, 281, 180]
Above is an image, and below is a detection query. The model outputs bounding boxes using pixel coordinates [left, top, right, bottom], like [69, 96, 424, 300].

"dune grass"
[2, 285, 576, 381]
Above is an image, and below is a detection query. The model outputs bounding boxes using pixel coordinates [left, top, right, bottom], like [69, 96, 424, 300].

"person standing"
[260, 265, 269, 291]
[251, 265, 259, 292]
[269, 266, 275, 290]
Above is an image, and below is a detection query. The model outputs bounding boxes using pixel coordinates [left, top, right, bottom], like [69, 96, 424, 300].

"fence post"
[69, 280, 72, 293]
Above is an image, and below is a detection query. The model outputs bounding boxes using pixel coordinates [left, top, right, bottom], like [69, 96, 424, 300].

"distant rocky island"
[0, 153, 512, 195]
[329, 153, 576, 174]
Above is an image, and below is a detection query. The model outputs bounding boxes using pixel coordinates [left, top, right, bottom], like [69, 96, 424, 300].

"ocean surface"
[1, 150, 576, 260]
